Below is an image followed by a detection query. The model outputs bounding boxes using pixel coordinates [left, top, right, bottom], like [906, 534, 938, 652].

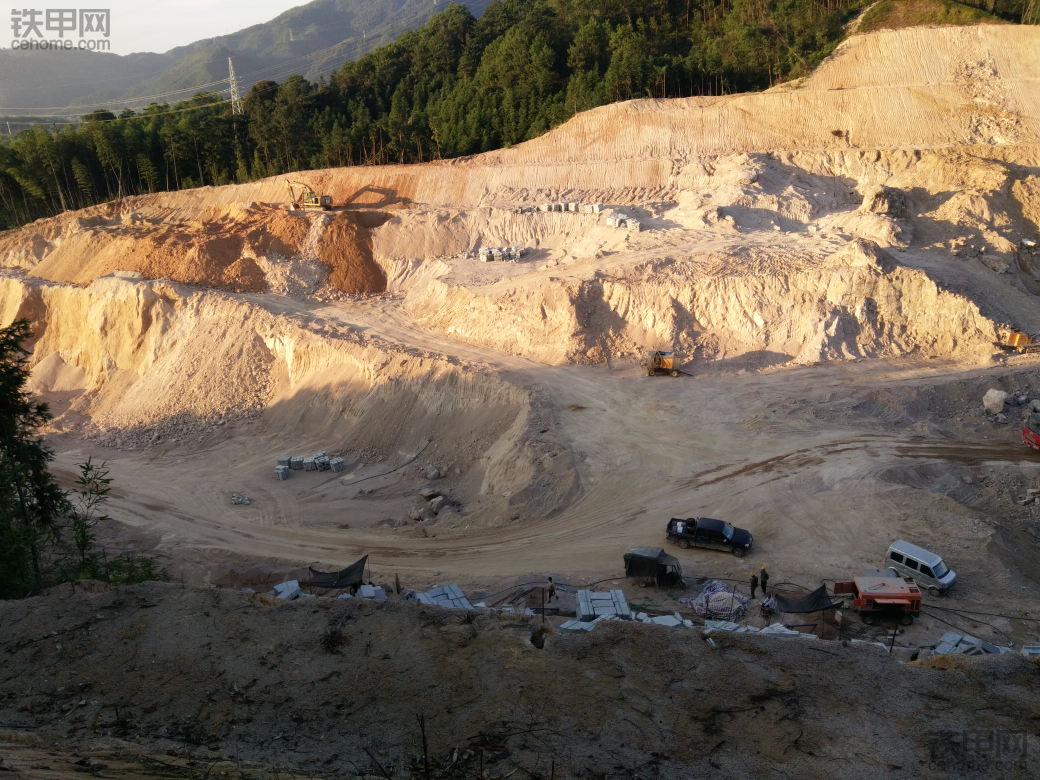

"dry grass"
[909, 653, 976, 670]
[858, 0, 1008, 32]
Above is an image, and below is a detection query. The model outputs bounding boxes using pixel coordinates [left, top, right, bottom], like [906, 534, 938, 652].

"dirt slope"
[1, 583, 1038, 780]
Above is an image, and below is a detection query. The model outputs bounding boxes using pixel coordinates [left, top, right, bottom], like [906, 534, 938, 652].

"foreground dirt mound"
[0, 583, 1037, 779]
[0, 203, 387, 296]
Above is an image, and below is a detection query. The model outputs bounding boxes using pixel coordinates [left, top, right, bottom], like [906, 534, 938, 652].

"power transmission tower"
[228, 57, 243, 116]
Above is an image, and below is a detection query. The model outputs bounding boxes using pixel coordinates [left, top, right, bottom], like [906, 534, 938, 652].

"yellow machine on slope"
[997, 328, 1040, 354]
[286, 180, 333, 211]
[645, 350, 681, 377]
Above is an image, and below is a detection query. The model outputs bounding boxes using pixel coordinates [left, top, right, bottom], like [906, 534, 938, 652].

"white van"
[885, 540, 956, 596]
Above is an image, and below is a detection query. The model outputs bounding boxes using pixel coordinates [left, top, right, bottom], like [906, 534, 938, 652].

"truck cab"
[1024, 413, 1040, 451]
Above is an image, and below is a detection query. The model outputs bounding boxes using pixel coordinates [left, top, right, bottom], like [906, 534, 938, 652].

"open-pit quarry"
[3, 22, 1040, 780]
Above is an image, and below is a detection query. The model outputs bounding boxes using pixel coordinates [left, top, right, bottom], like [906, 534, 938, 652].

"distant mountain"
[0, 0, 490, 119]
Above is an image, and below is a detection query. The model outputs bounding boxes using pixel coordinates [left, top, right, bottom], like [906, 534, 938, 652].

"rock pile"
[404, 481, 459, 523]
[409, 583, 474, 610]
[980, 388, 1039, 425]
[575, 589, 632, 621]
[933, 631, 1013, 656]
[537, 202, 602, 213]
[605, 213, 641, 232]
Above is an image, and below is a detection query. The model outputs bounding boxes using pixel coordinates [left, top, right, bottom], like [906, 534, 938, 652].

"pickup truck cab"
[666, 517, 753, 557]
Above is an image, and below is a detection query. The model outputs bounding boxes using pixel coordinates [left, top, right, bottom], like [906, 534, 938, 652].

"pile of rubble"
[561, 589, 698, 632]
[263, 579, 390, 602]
[409, 583, 474, 610]
[605, 213, 641, 232]
[933, 631, 1015, 656]
[560, 609, 695, 633]
[340, 584, 388, 601]
[275, 452, 346, 480]
[478, 246, 528, 262]
[704, 620, 819, 639]
[404, 485, 456, 523]
[271, 580, 305, 600]
[980, 388, 1039, 427]
[231, 493, 251, 505]
[575, 589, 632, 621]
[536, 202, 603, 214]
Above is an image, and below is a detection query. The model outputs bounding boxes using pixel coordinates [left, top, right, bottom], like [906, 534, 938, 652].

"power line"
[228, 57, 243, 116]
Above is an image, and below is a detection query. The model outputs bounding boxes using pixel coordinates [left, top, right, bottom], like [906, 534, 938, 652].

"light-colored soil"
[2, 23, 1040, 776]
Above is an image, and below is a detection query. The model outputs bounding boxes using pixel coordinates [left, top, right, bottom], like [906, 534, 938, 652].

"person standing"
[760, 566, 769, 598]
[749, 572, 759, 599]
[547, 577, 557, 603]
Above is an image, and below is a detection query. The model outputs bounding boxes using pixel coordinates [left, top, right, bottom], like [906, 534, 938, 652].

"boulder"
[983, 389, 1009, 414]
[424, 464, 443, 480]
[429, 496, 445, 514]
[834, 238, 895, 274]
[419, 487, 441, 500]
[860, 185, 912, 220]
[407, 504, 425, 521]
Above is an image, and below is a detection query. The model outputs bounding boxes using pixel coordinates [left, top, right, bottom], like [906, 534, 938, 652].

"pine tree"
[0, 320, 71, 598]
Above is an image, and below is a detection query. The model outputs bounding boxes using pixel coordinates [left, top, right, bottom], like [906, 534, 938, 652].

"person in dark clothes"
[547, 577, 557, 602]
[760, 566, 770, 598]
[749, 572, 759, 599]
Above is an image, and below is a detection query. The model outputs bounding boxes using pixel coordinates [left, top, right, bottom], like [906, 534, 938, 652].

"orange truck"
[833, 573, 922, 626]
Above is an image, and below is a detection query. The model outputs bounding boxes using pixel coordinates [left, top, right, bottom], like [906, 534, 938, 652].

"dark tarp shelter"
[624, 547, 685, 587]
[304, 555, 368, 590]
[774, 585, 844, 613]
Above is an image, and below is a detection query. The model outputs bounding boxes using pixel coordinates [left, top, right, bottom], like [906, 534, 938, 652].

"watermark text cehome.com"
[10, 8, 110, 50]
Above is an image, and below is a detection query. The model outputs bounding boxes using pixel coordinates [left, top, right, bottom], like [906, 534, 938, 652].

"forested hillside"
[1, 0, 1033, 230]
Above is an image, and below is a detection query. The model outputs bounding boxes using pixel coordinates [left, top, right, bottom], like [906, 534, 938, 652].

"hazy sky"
[65, 1, 305, 55]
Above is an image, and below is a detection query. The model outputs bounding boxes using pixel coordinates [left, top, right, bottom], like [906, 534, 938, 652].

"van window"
[904, 558, 919, 571]
[889, 551, 904, 564]
[920, 565, 935, 578]
[933, 561, 949, 578]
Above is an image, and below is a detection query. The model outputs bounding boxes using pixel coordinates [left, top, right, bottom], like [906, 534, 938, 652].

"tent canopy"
[304, 555, 368, 589]
[774, 585, 843, 613]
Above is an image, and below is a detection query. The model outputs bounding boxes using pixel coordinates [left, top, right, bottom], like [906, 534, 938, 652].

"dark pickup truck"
[666, 517, 753, 557]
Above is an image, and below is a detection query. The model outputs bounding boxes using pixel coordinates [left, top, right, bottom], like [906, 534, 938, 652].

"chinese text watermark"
[10, 8, 110, 50]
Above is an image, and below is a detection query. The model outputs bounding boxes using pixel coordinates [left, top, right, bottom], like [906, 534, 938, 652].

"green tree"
[0, 321, 168, 597]
[0, 320, 72, 598]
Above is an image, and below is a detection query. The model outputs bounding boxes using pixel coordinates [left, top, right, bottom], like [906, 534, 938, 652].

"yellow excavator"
[997, 328, 1040, 354]
[286, 180, 333, 211]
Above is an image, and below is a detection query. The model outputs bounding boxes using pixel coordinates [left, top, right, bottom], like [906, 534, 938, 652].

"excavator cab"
[286, 180, 333, 211]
